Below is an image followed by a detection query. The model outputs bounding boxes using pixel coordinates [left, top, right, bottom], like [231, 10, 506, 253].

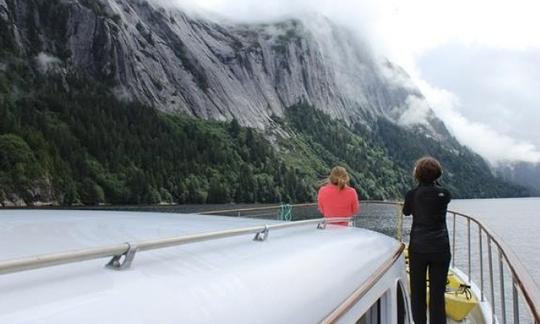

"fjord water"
[448, 198, 540, 323]
[450, 198, 540, 287]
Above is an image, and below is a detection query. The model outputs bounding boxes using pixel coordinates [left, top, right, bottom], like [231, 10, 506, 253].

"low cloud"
[417, 80, 540, 164]
[397, 95, 431, 127]
[35, 52, 61, 73]
[418, 45, 540, 152]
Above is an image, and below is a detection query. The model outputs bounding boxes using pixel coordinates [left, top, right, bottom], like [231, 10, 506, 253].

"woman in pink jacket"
[317, 166, 360, 226]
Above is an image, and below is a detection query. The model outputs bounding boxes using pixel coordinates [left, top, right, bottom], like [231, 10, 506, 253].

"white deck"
[0, 210, 401, 324]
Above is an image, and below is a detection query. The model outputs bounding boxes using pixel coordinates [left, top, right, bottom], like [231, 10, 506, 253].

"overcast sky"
[171, 0, 540, 164]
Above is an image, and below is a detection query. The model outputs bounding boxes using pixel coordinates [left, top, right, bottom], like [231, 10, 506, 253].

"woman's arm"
[402, 190, 414, 216]
[351, 189, 359, 215]
[445, 189, 452, 204]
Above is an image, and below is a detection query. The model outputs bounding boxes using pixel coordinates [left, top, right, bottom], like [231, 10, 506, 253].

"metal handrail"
[200, 203, 317, 215]
[322, 243, 406, 323]
[450, 210, 540, 323]
[359, 201, 540, 324]
[0, 217, 352, 275]
[176, 202, 540, 322]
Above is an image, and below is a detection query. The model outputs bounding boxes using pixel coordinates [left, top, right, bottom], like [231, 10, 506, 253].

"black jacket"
[403, 183, 451, 253]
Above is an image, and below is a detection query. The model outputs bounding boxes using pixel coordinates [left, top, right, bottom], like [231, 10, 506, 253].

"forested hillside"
[278, 104, 528, 199]
[0, 60, 528, 206]
[0, 64, 320, 205]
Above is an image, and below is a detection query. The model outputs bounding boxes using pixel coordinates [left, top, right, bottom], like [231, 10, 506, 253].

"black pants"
[409, 249, 451, 324]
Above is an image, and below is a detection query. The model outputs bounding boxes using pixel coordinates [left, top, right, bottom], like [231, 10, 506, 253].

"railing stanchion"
[499, 249, 507, 324]
[396, 204, 403, 241]
[513, 278, 520, 324]
[488, 237, 496, 324]
[467, 217, 472, 283]
[479, 226, 485, 302]
[452, 212, 456, 268]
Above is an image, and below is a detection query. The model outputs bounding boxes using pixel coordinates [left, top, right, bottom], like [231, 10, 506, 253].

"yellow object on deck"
[444, 271, 478, 321]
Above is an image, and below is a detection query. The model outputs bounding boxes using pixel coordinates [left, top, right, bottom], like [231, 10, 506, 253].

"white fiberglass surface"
[0, 210, 399, 324]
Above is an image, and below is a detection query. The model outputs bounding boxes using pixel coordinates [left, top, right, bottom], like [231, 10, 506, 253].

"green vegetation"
[0, 134, 42, 202]
[278, 103, 410, 199]
[0, 60, 315, 205]
[278, 103, 528, 199]
[0, 58, 528, 205]
[371, 119, 528, 198]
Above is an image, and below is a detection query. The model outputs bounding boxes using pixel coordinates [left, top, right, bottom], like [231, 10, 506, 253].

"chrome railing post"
[467, 217, 471, 283]
[513, 278, 520, 324]
[488, 237, 496, 324]
[499, 249, 507, 324]
[452, 212, 456, 268]
[479, 225, 485, 302]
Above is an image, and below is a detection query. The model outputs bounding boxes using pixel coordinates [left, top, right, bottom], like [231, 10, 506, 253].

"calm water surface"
[450, 198, 540, 287]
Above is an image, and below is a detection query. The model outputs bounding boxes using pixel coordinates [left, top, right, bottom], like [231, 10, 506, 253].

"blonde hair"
[328, 166, 350, 190]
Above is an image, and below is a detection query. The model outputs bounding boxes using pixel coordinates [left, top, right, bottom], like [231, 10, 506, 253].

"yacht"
[0, 201, 538, 323]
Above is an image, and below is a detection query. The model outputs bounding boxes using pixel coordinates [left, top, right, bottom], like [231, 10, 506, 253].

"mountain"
[0, 0, 529, 206]
[496, 162, 540, 196]
[0, 0, 446, 130]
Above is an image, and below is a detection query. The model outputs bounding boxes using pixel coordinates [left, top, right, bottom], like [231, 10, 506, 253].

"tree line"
[0, 58, 528, 206]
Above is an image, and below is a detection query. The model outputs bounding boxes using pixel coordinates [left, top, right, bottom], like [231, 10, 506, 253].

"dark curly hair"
[414, 156, 443, 184]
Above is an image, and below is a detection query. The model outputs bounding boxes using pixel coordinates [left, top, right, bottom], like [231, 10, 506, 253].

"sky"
[169, 0, 540, 164]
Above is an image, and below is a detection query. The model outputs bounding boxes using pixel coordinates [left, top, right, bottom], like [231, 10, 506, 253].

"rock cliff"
[1, 0, 441, 132]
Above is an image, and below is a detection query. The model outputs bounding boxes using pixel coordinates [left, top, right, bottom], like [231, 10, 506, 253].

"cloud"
[398, 95, 431, 127]
[35, 52, 61, 73]
[164, 0, 380, 34]
[418, 45, 540, 150]
[417, 80, 540, 164]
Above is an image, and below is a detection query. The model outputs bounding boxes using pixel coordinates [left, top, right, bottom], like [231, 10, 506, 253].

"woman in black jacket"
[403, 156, 451, 324]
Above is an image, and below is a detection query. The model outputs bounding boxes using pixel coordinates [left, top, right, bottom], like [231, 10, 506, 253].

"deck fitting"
[254, 225, 269, 241]
[106, 242, 138, 270]
[317, 219, 327, 230]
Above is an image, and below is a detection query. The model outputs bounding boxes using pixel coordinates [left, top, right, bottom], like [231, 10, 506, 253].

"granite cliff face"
[0, 0, 443, 132]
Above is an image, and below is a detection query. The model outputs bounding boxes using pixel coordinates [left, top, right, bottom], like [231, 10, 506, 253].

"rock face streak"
[1, 0, 437, 130]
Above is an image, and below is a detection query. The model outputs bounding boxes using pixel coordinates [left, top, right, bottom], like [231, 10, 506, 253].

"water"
[450, 198, 540, 288]
[449, 198, 540, 324]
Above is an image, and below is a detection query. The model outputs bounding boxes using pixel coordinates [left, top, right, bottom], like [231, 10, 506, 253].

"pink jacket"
[317, 184, 360, 225]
